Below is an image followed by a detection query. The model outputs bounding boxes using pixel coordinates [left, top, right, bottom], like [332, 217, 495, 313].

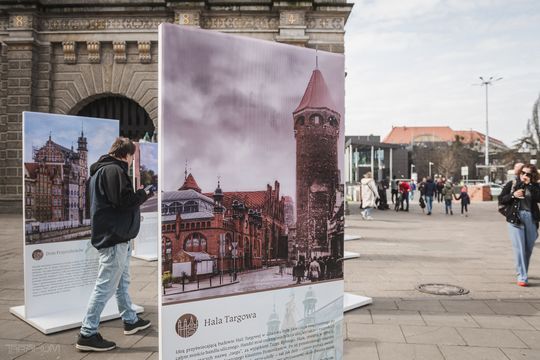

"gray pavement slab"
[4, 200, 540, 359]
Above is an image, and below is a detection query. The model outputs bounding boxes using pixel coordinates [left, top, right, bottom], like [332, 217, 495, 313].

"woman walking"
[499, 164, 540, 287]
[361, 172, 379, 220]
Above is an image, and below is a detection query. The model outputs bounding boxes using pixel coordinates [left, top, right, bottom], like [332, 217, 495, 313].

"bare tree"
[515, 93, 540, 151]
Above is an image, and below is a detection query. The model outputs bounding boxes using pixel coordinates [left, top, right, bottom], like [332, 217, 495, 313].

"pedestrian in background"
[454, 185, 471, 216]
[409, 179, 416, 201]
[399, 180, 410, 211]
[424, 176, 436, 215]
[442, 180, 454, 215]
[309, 258, 321, 282]
[390, 175, 398, 204]
[436, 177, 445, 203]
[499, 164, 540, 287]
[361, 172, 379, 220]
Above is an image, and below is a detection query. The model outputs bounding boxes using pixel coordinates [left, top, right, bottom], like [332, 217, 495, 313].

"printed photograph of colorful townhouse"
[23, 112, 118, 245]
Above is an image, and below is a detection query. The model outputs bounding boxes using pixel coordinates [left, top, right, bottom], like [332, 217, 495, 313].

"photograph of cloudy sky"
[160, 24, 345, 197]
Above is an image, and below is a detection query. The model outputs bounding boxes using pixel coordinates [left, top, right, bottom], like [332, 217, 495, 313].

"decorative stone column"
[274, 3, 310, 46]
[0, 13, 40, 212]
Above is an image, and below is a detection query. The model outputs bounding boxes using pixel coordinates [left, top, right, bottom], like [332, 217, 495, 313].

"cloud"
[344, 0, 540, 145]
[160, 25, 345, 197]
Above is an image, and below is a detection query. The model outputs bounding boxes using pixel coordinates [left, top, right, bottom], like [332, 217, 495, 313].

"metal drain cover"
[416, 283, 469, 296]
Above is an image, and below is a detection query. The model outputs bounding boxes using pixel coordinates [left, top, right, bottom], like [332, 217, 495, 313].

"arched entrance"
[76, 95, 155, 141]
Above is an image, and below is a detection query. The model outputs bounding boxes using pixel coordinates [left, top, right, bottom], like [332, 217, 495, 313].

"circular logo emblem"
[176, 314, 198, 338]
[32, 249, 44, 261]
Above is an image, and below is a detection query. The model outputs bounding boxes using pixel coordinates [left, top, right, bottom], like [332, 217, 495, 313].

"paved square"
[3, 199, 540, 359]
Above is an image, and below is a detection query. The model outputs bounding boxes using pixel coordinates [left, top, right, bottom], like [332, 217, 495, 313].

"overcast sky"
[160, 24, 344, 198]
[345, 0, 540, 146]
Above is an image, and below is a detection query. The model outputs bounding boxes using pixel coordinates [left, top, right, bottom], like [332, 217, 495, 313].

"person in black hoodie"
[424, 176, 437, 215]
[77, 137, 152, 352]
[499, 164, 540, 287]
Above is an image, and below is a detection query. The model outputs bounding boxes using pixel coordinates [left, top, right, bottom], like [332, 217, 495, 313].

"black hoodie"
[88, 155, 149, 249]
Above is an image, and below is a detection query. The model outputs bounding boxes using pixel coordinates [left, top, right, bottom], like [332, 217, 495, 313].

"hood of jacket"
[90, 155, 128, 176]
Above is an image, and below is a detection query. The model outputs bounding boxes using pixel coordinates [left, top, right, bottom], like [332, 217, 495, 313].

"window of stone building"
[76, 95, 155, 141]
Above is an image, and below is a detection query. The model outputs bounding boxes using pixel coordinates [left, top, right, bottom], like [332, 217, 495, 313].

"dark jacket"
[455, 191, 470, 205]
[499, 180, 540, 227]
[88, 155, 149, 249]
[424, 180, 437, 197]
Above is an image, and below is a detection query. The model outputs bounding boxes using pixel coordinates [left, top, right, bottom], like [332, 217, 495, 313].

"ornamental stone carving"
[201, 16, 279, 30]
[41, 17, 174, 31]
[87, 41, 101, 63]
[175, 11, 201, 27]
[10, 15, 33, 29]
[306, 17, 345, 30]
[113, 41, 127, 63]
[62, 41, 77, 64]
[138, 41, 152, 64]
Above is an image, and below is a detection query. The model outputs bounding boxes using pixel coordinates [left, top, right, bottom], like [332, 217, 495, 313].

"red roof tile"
[179, 173, 201, 193]
[294, 69, 337, 114]
[454, 130, 506, 147]
[24, 163, 39, 178]
[383, 126, 455, 144]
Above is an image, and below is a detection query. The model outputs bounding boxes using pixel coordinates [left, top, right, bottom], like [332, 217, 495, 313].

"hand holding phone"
[144, 185, 154, 195]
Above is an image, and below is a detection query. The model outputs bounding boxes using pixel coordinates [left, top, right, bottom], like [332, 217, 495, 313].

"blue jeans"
[81, 242, 138, 336]
[507, 210, 538, 283]
[445, 199, 453, 214]
[425, 196, 433, 213]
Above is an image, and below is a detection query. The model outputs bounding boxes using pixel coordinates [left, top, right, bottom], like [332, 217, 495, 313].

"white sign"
[461, 166, 469, 176]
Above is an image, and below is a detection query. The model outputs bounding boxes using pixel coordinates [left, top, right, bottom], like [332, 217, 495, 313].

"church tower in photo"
[293, 68, 341, 257]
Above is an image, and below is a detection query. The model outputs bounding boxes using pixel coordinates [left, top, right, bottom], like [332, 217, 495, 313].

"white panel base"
[345, 234, 361, 241]
[132, 253, 158, 261]
[344, 251, 359, 260]
[9, 303, 144, 335]
[343, 292, 372, 312]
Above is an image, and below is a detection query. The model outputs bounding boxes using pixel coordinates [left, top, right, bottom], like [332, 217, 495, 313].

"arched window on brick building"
[184, 232, 207, 252]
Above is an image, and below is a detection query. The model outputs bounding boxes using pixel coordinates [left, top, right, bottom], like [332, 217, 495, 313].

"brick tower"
[294, 68, 341, 257]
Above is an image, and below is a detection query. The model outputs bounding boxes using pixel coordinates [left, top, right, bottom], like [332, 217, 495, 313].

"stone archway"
[74, 95, 155, 141]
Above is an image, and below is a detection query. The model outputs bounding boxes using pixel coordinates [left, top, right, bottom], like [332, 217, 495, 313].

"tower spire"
[315, 47, 319, 69]
[184, 160, 188, 180]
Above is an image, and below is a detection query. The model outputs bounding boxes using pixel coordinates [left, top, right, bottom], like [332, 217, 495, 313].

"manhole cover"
[416, 283, 469, 296]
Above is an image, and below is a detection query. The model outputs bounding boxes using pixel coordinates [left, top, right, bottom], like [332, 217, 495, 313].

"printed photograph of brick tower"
[159, 24, 344, 305]
[23, 112, 118, 245]
[294, 69, 344, 270]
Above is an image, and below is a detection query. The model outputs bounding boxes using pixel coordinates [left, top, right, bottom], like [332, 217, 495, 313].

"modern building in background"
[345, 135, 408, 200]
[383, 126, 508, 153]
[0, 0, 353, 213]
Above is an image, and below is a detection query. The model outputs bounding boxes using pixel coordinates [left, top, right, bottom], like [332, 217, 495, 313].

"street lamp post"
[428, 162, 434, 177]
[410, 164, 415, 179]
[477, 76, 502, 183]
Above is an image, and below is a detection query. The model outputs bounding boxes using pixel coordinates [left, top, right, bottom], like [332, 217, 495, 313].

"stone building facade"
[0, 0, 352, 213]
